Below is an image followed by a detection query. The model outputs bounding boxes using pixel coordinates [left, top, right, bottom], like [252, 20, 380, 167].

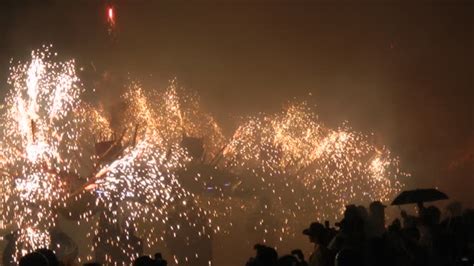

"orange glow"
[107, 7, 114, 23]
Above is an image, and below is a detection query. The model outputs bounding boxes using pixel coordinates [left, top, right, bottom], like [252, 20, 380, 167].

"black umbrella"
[391, 188, 448, 205]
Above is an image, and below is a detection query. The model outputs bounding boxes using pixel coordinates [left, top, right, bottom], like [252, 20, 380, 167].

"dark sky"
[1, 0, 473, 204]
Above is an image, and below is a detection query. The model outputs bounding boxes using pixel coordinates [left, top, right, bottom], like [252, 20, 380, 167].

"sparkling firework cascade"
[83, 82, 217, 264]
[0, 46, 87, 259]
[0, 47, 407, 264]
[221, 103, 406, 242]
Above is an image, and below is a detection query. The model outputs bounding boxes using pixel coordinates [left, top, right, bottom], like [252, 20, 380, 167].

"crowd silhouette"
[245, 201, 474, 266]
[12, 201, 474, 266]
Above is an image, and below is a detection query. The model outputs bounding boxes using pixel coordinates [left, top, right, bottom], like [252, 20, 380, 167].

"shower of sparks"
[81, 81, 220, 263]
[221, 103, 407, 242]
[0, 45, 85, 260]
[0, 47, 408, 264]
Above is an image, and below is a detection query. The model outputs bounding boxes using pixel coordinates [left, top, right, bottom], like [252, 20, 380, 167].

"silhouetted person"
[441, 202, 466, 263]
[388, 218, 401, 233]
[418, 205, 443, 266]
[154, 252, 168, 266]
[401, 210, 417, 229]
[367, 201, 386, 238]
[364, 201, 387, 266]
[303, 222, 331, 266]
[19, 251, 49, 266]
[329, 205, 365, 253]
[417, 202, 426, 214]
[36, 248, 59, 266]
[246, 244, 278, 266]
[133, 255, 155, 266]
[418, 206, 441, 249]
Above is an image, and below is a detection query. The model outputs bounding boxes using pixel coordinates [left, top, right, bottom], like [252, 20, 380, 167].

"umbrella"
[391, 188, 448, 205]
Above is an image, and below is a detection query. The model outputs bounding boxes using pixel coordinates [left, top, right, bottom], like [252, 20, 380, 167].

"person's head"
[133, 255, 155, 266]
[154, 252, 167, 266]
[254, 244, 278, 265]
[324, 220, 330, 228]
[303, 222, 326, 245]
[36, 248, 59, 266]
[83, 263, 101, 266]
[369, 201, 386, 215]
[344, 205, 359, 221]
[19, 251, 49, 266]
[340, 205, 365, 234]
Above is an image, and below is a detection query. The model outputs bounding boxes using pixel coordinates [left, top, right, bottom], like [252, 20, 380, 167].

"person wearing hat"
[303, 222, 331, 266]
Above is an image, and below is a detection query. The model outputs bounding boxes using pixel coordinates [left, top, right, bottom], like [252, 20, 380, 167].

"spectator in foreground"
[36, 248, 59, 266]
[154, 252, 168, 266]
[19, 251, 49, 266]
[246, 244, 278, 266]
[303, 222, 331, 266]
[133, 255, 155, 266]
[367, 201, 386, 239]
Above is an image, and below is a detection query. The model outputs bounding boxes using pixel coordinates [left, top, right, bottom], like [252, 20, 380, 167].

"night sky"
[0, 0, 472, 205]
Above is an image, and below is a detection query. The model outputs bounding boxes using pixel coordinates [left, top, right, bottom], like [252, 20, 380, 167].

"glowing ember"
[107, 7, 115, 24]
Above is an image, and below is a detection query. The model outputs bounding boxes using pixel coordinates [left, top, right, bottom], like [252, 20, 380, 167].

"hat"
[369, 201, 387, 210]
[302, 222, 325, 237]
